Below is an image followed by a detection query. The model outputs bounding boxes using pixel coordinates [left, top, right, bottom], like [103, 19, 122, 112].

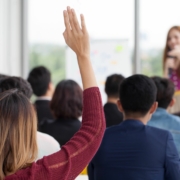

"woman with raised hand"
[1, 7, 105, 180]
[163, 26, 180, 115]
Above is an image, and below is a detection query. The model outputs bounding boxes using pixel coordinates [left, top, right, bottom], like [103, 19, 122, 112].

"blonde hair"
[163, 26, 180, 77]
[0, 89, 38, 179]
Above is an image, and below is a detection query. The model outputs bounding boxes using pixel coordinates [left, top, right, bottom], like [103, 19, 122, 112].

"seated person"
[27, 66, 54, 131]
[148, 76, 180, 154]
[104, 74, 124, 127]
[0, 76, 60, 159]
[88, 74, 180, 180]
[41, 79, 82, 146]
[0, 7, 105, 180]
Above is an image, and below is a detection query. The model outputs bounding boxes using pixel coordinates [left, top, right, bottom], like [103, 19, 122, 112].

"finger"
[63, 10, 70, 33]
[168, 50, 175, 55]
[71, 9, 81, 32]
[80, 14, 87, 33]
[67, 7, 76, 33]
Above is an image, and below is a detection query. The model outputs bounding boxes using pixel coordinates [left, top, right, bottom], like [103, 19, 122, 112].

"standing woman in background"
[163, 26, 180, 115]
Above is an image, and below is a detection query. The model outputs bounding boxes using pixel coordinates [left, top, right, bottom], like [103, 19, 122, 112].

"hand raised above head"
[63, 7, 90, 59]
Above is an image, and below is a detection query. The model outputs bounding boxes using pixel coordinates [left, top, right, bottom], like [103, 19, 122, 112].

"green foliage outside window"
[141, 48, 163, 77]
[29, 44, 66, 86]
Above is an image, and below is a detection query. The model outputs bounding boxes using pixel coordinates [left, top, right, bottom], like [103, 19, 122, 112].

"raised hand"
[63, 7, 97, 90]
[63, 7, 90, 59]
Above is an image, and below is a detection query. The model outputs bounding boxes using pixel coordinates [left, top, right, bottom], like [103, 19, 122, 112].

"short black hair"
[105, 74, 125, 98]
[27, 66, 51, 96]
[0, 76, 33, 99]
[119, 74, 157, 116]
[151, 76, 175, 109]
[50, 80, 83, 119]
[0, 74, 9, 82]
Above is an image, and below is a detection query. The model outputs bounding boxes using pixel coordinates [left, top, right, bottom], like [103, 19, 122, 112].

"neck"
[124, 114, 151, 125]
[40, 91, 52, 99]
[107, 97, 118, 104]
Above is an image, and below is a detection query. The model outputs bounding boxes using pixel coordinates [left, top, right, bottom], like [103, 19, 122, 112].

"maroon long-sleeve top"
[5, 87, 105, 180]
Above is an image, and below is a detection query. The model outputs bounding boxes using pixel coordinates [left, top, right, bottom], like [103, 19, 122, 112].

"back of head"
[151, 76, 175, 109]
[51, 79, 83, 119]
[0, 74, 9, 82]
[119, 74, 157, 116]
[0, 89, 37, 179]
[27, 66, 51, 97]
[0, 76, 32, 99]
[105, 74, 125, 98]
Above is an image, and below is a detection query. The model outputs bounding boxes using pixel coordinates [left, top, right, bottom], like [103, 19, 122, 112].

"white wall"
[0, 0, 28, 77]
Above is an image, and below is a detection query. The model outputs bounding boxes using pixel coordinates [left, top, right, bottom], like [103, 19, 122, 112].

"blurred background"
[1, 0, 180, 84]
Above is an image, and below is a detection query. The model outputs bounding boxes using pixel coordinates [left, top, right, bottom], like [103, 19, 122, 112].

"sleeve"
[87, 161, 95, 180]
[165, 132, 180, 180]
[36, 87, 105, 180]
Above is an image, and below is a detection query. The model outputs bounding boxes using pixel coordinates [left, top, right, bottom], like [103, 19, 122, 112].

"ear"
[117, 99, 124, 113]
[149, 101, 158, 114]
[169, 98, 175, 107]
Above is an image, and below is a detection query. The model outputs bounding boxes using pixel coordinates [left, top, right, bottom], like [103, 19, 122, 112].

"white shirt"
[37, 131, 60, 159]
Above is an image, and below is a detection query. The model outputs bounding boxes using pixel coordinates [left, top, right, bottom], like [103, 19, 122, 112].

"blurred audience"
[27, 66, 54, 130]
[148, 76, 180, 154]
[0, 76, 60, 159]
[88, 74, 180, 180]
[41, 79, 82, 146]
[104, 74, 124, 127]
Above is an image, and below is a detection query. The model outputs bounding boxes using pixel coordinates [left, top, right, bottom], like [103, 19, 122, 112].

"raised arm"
[63, 7, 97, 89]
[35, 7, 105, 180]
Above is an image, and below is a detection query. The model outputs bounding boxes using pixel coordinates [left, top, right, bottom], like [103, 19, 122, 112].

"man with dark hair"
[104, 74, 124, 127]
[148, 76, 180, 154]
[0, 76, 60, 159]
[88, 74, 180, 180]
[27, 66, 54, 130]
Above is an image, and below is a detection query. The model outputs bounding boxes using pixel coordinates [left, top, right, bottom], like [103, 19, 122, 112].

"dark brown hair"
[163, 26, 180, 77]
[50, 80, 83, 119]
[151, 76, 175, 109]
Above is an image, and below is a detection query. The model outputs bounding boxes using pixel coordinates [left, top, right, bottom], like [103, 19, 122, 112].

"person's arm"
[35, 7, 105, 180]
[165, 132, 180, 180]
[163, 58, 175, 78]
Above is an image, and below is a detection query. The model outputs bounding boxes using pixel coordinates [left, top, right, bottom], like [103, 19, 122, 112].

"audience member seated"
[0, 76, 60, 159]
[104, 74, 124, 127]
[27, 66, 54, 131]
[88, 74, 180, 180]
[148, 76, 180, 154]
[0, 7, 105, 179]
[41, 80, 82, 146]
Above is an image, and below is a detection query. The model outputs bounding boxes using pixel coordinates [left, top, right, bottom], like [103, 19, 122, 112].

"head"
[163, 26, 180, 70]
[0, 74, 9, 82]
[151, 76, 175, 109]
[27, 66, 54, 97]
[0, 76, 33, 99]
[105, 74, 125, 100]
[0, 89, 37, 179]
[50, 80, 83, 119]
[118, 74, 157, 122]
